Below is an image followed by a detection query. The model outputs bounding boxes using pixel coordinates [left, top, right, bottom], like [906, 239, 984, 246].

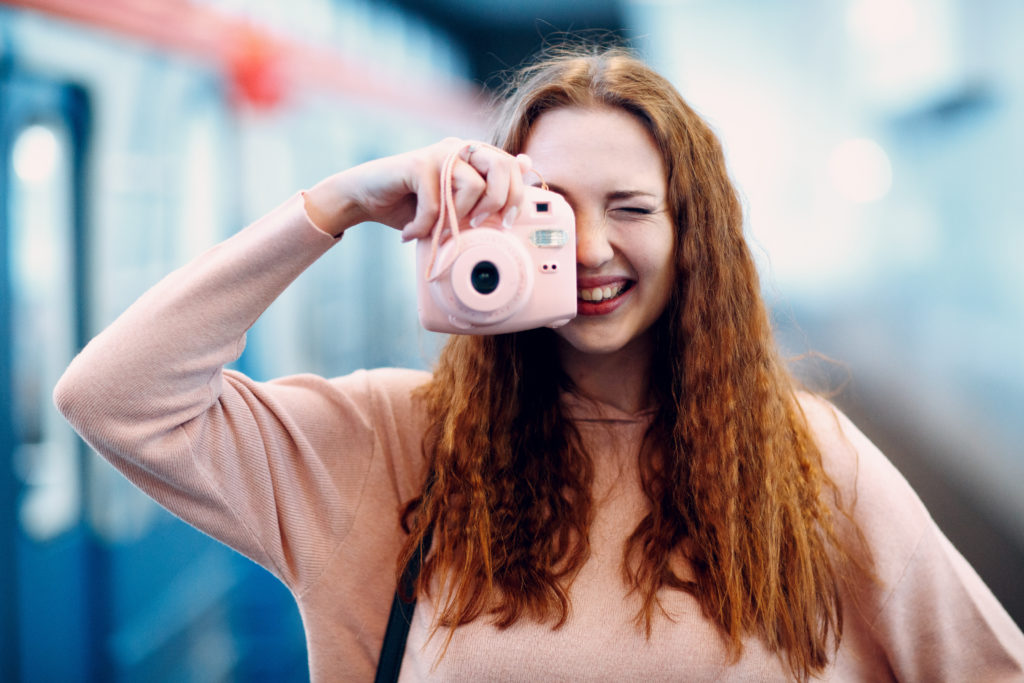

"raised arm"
[53, 139, 531, 591]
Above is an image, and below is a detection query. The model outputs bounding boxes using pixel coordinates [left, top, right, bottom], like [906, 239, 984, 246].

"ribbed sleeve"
[53, 195, 429, 592]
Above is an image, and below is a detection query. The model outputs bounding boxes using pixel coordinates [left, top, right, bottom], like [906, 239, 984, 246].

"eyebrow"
[606, 190, 660, 201]
[542, 183, 660, 202]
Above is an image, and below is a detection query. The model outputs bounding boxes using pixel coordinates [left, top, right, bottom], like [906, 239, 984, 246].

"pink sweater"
[54, 195, 1024, 681]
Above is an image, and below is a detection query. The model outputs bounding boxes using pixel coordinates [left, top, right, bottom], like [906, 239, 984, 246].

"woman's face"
[522, 106, 677, 358]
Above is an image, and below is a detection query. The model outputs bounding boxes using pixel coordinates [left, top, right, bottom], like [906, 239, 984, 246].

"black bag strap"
[374, 526, 434, 683]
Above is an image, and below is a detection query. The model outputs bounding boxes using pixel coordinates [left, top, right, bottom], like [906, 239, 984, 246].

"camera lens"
[470, 261, 499, 294]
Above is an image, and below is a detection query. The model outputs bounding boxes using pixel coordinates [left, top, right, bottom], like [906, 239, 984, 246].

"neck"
[557, 334, 656, 414]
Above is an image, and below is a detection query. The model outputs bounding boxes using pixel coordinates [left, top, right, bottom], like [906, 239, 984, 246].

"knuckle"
[410, 155, 432, 180]
[419, 194, 440, 216]
[484, 184, 505, 204]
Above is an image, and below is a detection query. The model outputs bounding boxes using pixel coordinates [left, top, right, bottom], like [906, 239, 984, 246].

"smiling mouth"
[577, 281, 634, 303]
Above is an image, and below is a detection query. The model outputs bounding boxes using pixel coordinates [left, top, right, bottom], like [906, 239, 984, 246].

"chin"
[555, 308, 667, 358]
[555, 323, 633, 357]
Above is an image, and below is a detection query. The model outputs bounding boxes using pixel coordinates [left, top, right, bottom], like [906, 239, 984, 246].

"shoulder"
[795, 391, 929, 534]
[328, 366, 434, 459]
[266, 367, 434, 499]
[794, 392, 936, 596]
[265, 367, 431, 417]
[335, 367, 433, 414]
[795, 398, 1024, 675]
[250, 368, 433, 469]
[361, 366, 434, 392]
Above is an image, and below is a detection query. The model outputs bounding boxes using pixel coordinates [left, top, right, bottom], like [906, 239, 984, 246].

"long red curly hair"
[398, 45, 868, 681]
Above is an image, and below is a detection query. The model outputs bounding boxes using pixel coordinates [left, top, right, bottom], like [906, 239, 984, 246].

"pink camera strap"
[423, 145, 471, 282]
[423, 143, 548, 283]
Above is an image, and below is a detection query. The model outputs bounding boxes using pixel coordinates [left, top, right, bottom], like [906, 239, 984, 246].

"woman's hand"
[303, 138, 532, 239]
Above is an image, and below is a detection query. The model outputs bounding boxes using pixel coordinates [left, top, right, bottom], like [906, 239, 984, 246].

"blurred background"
[0, 0, 1020, 680]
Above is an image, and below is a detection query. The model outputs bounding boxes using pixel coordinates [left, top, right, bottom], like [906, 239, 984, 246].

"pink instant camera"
[416, 185, 577, 335]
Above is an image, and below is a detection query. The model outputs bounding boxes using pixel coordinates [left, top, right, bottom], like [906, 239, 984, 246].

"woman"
[55, 46, 1023, 681]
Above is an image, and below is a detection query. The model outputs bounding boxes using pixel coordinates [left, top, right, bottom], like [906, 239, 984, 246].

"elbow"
[52, 354, 95, 432]
[52, 353, 155, 461]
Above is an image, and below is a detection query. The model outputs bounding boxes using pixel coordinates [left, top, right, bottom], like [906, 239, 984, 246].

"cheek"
[643, 229, 677, 286]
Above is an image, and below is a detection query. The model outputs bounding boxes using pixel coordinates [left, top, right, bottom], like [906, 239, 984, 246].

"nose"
[574, 212, 614, 269]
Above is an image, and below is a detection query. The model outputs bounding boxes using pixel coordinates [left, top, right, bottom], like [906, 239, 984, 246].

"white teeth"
[578, 283, 626, 303]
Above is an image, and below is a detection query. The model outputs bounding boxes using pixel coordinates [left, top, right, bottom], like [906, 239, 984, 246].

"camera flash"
[529, 230, 568, 247]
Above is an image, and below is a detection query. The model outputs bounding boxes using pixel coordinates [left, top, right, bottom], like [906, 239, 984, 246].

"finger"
[500, 154, 533, 227]
[462, 145, 525, 226]
[400, 163, 442, 241]
[468, 160, 511, 227]
[460, 144, 502, 225]
[516, 153, 533, 173]
[449, 159, 487, 223]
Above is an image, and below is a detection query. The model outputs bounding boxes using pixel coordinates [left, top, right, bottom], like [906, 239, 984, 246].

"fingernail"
[502, 206, 519, 228]
[470, 213, 489, 228]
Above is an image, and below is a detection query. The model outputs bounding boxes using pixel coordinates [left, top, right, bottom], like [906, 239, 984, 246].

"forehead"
[521, 106, 666, 195]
